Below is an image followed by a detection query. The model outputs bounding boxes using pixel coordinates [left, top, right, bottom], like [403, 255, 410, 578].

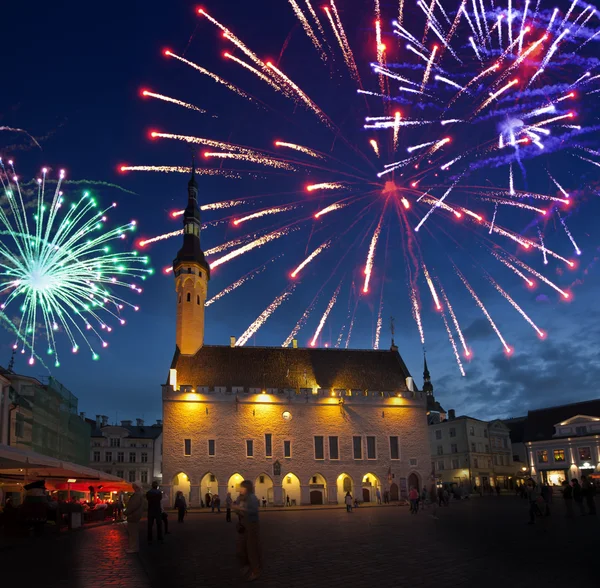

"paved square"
[1, 497, 598, 587]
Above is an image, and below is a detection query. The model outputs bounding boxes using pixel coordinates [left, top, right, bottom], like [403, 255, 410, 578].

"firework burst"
[122, 0, 599, 374]
[0, 161, 153, 367]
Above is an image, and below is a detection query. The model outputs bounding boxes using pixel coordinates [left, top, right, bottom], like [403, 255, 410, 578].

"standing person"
[408, 487, 419, 514]
[161, 492, 170, 535]
[174, 491, 187, 523]
[525, 479, 542, 524]
[211, 493, 216, 513]
[376, 488, 382, 505]
[581, 475, 597, 515]
[562, 480, 574, 518]
[437, 486, 444, 507]
[205, 493, 211, 510]
[286, 494, 291, 507]
[233, 480, 262, 582]
[225, 492, 233, 522]
[125, 484, 143, 554]
[146, 481, 163, 544]
[571, 479, 586, 516]
[345, 491, 353, 512]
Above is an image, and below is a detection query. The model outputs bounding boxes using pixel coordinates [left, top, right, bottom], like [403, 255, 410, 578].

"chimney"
[156, 419, 163, 426]
[136, 418, 144, 427]
[121, 419, 133, 427]
[448, 409, 456, 420]
[230, 336, 236, 348]
[80, 412, 85, 420]
[95, 415, 101, 429]
[101, 415, 109, 427]
[292, 339, 298, 349]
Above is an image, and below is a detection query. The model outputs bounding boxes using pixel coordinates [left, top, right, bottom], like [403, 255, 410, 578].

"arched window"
[186, 293, 191, 302]
[197, 295, 200, 305]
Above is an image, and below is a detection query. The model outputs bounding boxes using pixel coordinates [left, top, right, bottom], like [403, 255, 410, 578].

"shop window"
[537, 450, 548, 464]
[553, 449, 565, 462]
[578, 447, 592, 461]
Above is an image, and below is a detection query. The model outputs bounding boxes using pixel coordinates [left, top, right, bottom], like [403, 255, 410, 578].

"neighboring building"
[88, 416, 163, 488]
[0, 367, 90, 465]
[162, 170, 434, 507]
[429, 410, 517, 490]
[523, 399, 600, 486]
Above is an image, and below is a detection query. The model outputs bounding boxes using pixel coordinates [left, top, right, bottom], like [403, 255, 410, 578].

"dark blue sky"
[1, 0, 599, 424]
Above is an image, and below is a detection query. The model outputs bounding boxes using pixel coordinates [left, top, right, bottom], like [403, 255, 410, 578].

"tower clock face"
[282, 411, 292, 421]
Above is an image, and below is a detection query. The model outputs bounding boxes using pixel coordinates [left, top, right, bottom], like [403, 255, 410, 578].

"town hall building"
[161, 169, 435, 506]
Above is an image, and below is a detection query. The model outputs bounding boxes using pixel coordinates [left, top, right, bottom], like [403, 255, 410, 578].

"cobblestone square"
[1, 497, 598, 588]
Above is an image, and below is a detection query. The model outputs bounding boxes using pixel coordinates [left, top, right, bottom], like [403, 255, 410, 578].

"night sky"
[1, 0, 599, 425]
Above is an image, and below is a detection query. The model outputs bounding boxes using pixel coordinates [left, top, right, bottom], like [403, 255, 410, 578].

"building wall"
[162, 387, 431, 506]
[89, 425, 163, 488]
[430, 417, 518, 489]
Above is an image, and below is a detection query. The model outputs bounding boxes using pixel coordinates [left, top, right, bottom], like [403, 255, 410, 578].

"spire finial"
[7, 346, 16, 373]
[191, 152, 196, 179]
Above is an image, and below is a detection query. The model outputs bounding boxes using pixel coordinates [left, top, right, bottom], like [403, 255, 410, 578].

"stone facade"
[162, 386, 431, 506]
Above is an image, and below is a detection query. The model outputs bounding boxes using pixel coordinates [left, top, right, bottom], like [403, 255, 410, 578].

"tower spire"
[422, 350, 433, 396]
[173, 163, 210, 356]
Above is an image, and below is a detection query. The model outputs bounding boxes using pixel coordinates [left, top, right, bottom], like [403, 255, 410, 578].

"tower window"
[199, 271, 202, 278]
[188, 268, 192, 274]
[197, 295, 200, 305]
[186, 293, 191, 302]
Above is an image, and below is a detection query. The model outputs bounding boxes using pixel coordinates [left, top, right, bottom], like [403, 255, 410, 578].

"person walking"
[125, 484, 143, 554]
[225, 492, 233, 522]
[345, 491, 353, 512]
[146, 481, 163, 544]
[174, 491, 187, 523]
[561, 480, 574, 518]
[233, 480, 262, 582]
[581, 475, 597, 515]
[525, 479, 543, 524]
[376, 488, 382, 505]
[571, 479, 586, 516]
[213, 494, 221, 514]
[408, 487, 419, 514]
[437, 486, 444, 507]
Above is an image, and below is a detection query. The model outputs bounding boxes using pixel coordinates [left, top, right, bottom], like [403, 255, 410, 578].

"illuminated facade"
[161, 173, 433, 506]
[523, 399, 600, 486]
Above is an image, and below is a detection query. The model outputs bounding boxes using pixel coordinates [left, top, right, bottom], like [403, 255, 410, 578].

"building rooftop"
[523, 399, 600, 442]
[502, 416, 527, 444]
[86, 419, 163, 440]
[171, 345, 414, 392]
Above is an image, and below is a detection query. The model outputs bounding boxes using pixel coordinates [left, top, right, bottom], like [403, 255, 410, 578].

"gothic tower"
[173, 164, 210, 356]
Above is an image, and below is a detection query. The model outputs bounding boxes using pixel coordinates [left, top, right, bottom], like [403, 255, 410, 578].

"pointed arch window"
[186, 293, 191, 302]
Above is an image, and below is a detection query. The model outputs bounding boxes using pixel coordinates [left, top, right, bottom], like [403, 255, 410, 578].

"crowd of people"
[525, 475, 597, 524]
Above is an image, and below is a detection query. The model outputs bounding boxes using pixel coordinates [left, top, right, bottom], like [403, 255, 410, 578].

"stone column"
[300, 484, 310, 505]
[190, 484, 200, 507]
[328, 485, 338, 505]
[272, 485, 283, 506]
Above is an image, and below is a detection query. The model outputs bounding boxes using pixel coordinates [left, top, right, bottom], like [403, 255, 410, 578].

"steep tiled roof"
[523, 399, 600, 442]
[502, 417, 527, 444]
[171, 345, 414, 391]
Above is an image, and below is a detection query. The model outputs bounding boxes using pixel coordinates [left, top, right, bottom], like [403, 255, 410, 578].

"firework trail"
[314, 202, 347, 218]
[120, 165, 241, 179]
[438, 283, 470, 357]
[455, 267, 512, 354]
[491, 250, 535, 287]
[203, 152, 296, 171]
[283, 291, 322, 347]
[287, 0, 325, 58]
[0, 163, 152, 366]
[234, 205, 297, 226]
[165, 50, 252, 100]
[139, 230, 183, 248]
[205, 256, 281, 307]
[508, 254, 571, 298]
[441, 307, 466, 376]
[210, 228, 294, 269]
[310, 282, 342, 346]
[224, 52, 284, 94]
[236, 284, 296, 346]
[557, 209, 582, 255]
[363, 215, 383, 293]
[274, 141, 324, 158]
[538, 226, 549, 265]
[374, 281, 384, 350]
[422, 263, 442, 310]
[306, 182, 345, 192]
[327, 1, 361, 81]
[141, 89, 207, 113]
[487, 274, 546, 338]
[291, 241, 331, 278]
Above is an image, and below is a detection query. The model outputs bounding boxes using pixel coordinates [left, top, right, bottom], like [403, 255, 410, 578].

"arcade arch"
[282, 472, 301, 506]
[336, 473, 354, 504]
